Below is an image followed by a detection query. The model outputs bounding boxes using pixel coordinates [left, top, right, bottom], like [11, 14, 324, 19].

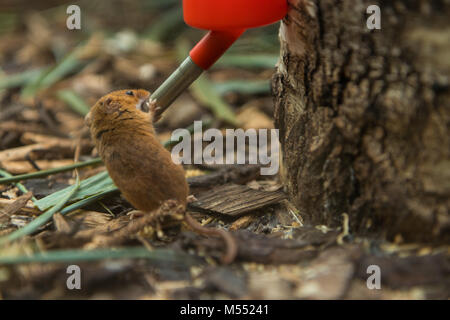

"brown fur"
[85, 89, 188, 212]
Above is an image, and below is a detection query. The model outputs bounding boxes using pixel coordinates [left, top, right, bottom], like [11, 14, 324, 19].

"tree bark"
[272, 0, 450, 242]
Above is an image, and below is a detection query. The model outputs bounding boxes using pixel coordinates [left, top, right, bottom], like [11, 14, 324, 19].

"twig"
[85, 200, 185, 248]
[184, 212, 237, 264]
[336, 213, 350, 245]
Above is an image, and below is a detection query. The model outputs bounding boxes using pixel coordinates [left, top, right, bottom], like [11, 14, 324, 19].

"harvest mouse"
[85, 89, 236, 263]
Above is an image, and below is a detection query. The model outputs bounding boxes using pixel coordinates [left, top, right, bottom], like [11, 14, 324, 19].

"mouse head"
[85, 89, 151, 129]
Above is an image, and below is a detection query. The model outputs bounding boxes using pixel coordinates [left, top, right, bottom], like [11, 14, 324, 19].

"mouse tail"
[184, 212, 237, 264]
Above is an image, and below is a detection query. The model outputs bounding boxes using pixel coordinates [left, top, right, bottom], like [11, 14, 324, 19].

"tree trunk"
[272, 0, 450, 243]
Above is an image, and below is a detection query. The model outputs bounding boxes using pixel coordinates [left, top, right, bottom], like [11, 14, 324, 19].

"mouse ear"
[104, 98, 119, 114]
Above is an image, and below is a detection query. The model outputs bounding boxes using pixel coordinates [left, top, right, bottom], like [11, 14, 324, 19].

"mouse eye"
[125, 90, 134, 96]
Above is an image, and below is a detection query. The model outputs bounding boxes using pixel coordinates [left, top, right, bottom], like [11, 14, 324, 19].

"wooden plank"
[188, 183, 286, 217]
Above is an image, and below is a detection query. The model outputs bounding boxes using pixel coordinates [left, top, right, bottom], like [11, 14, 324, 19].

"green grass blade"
[0, 67, 47, 90]
[0, 247, 200, 265]
[214, 53, 278, 69]
[0, 169, 37, 203]
[34, 170, 115, 211]
[213, 80, 270, 95]
[145, 6, 183, 42]
[56, 89, 91, 116]
[189, 75, 238, 125]
[0, 175, 80, 245]
[175, 39, 237, 126]
[59, 188, 118, 215]
[0, 158, 102, 185]
[21, 50, 86, 99]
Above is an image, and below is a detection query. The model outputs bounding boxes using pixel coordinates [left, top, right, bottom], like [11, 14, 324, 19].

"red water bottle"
[151, 0, 288, 119]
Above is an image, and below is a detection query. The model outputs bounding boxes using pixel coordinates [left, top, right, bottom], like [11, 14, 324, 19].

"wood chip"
[0, 191, 33, 218]
[0, 143, 56, 163]
[0, 197, 35, 210]
[230, 215, 257, 230]
[188, 183, 286, 217]
[1, 159, 75, 174]
[52, 212, 71, 233]
[71, 210, 112, 228]
[20, 132, 90, 147]
[0, 121, 50, 135]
